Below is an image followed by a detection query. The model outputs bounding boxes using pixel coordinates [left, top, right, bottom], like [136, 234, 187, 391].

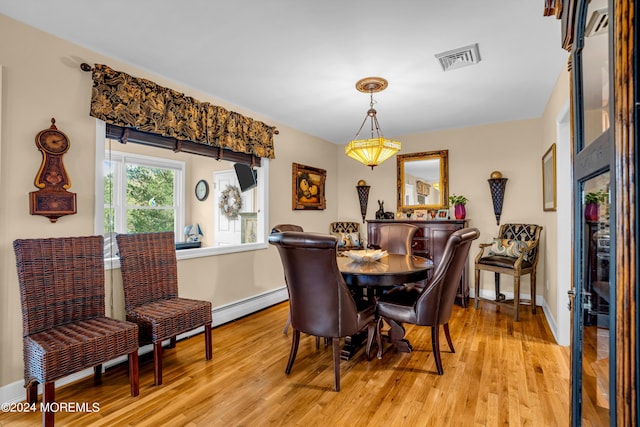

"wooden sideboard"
[367, 219, 471, 306]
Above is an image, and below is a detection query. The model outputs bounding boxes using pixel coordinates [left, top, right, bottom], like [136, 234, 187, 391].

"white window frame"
[94, 120, 270, 268]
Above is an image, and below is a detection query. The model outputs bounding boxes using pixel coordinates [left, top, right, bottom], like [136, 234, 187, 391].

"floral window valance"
[89, 64, 276, 159]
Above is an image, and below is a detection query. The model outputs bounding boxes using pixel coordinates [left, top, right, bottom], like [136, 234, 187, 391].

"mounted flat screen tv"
[234, 163, 257, 192]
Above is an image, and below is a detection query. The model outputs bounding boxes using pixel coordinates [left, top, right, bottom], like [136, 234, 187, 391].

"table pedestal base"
[386, 319, 413, 353]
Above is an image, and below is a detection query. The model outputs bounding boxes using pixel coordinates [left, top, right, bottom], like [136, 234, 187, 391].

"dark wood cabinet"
[367, 219, 470, 306]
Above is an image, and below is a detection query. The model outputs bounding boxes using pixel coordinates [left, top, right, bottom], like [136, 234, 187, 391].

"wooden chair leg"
[168, 337, 177, 348]
[514, 275, 521, 322]
[531, 272, 537, 314]
[443, 323, 455, 353]
[205, 323, 213, 360]
[376, 317, 384, 359]
[153, 341, 163, 386]
[283, 312, 291, 335]
[365, 323, 375, 361]
[285, 329, 300, 375]
[128, 351, 139, 396]
[43, 382, 55, 427]
[332, 337, 341, 392]
[495, 272, 505, 301]
[431, 326, 444, 375]
[26, 382, 38, 404]
[474, 268, 481, 309]
[93, 364, 103, 385]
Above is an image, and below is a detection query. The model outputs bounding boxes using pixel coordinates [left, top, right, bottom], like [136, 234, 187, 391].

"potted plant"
[448, 194, 468, 220]
[585, 190, 607, 221]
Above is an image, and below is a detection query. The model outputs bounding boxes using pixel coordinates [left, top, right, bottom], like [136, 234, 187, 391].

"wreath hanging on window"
[219, 185, 242, 219]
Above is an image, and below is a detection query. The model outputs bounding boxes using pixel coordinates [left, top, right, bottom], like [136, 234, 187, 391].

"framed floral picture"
[292, 163, 326, 210]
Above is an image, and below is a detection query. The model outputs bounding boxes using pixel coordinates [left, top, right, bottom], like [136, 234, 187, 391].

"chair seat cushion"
[478, 255, 533, 269]
[24, 317, 138, 384]
[128, 297, 212, 343]
[376, 286, 422, 324]
[487, 238, 535, 261]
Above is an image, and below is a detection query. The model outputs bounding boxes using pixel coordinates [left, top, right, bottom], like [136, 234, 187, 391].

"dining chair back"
[375, 223, 418, 254]
[376, 228, 480, 374]
[268, 231, 379, 391]
[116, 231, 212, 386]
[13, 235, 139, 426]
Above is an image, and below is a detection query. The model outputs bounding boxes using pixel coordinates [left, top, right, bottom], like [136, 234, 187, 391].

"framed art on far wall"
[292, 163, 326, 210]
[542, 143, 557, 211]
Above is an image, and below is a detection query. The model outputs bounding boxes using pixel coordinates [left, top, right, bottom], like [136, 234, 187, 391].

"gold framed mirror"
[397, 150, 449, 212]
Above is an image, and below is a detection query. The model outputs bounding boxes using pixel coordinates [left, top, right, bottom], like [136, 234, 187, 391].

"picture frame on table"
[436, 209, 450, 220]
[292, 163, 326, 210]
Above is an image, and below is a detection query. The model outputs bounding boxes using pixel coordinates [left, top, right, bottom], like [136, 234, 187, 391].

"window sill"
[104, 241, 269, 270]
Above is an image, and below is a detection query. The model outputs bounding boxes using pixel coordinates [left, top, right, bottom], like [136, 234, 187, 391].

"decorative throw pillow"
[334, 232, 360, 249]
[487, 238, 535, 261]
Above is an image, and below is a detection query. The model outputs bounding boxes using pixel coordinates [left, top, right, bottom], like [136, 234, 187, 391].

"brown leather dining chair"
[370, 223, 418, 254]
[13, 235, 140, 427]
[116, 231, 212, 386]
[376, 228, 480, 375]
[271, 224, 304, 336]
[268, 231, 380, 391]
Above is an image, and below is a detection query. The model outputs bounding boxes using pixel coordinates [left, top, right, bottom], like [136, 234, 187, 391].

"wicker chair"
[13, 236, 140, 427]
[474, 224, 543, 321]
[116, 232, 212, 386]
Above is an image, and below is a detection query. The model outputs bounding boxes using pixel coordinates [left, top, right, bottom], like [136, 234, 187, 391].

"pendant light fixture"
[345, 77, 401, 169]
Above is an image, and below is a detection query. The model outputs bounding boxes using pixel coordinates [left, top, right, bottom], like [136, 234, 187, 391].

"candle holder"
[488, 171, 508, 225]
[356, 180, 371, 223]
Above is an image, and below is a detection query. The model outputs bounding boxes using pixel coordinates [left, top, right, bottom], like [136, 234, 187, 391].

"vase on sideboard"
[454, 204, 466, 220]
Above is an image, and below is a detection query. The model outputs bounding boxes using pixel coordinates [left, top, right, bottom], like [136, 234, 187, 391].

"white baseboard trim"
[0, 286, 288, 404]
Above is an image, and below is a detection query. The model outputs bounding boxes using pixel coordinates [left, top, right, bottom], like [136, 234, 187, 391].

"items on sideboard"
[30, 118, 77, 223]
[356, 180, 370, 223]
[448, 194, 468, 220]
[474, 223, 543, 321]
[487, 171, 508, 225]
[375, 200, 395, 219]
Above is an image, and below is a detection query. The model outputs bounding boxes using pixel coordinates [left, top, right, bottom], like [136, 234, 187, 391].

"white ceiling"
[0, 0, 569, 144]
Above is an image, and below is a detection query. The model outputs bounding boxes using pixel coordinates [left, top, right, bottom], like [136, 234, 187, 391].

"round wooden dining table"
[336, 253, 433, 359]
[337, 253, 433, 288]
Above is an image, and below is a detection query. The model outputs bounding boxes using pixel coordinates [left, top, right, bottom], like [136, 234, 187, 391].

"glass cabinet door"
[570, 0, 614, 425]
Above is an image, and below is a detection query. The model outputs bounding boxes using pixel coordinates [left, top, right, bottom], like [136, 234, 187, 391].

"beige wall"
[0, 13, 569, 389]
[0, 14, 337, 387]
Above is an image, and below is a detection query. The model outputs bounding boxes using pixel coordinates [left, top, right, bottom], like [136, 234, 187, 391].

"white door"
[213, 170, 255, 246]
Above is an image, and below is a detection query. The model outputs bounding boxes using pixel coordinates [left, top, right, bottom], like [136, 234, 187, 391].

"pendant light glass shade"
[345, 77, 401, 169]
[345, 137, 401, 169]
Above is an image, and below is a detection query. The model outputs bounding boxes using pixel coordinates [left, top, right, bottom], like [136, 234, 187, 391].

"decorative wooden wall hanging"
[30, 118, 77, 222]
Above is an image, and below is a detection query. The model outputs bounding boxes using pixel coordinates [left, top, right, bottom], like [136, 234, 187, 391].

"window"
[104, 150, 185, 238]
[95, 120, 269, 264]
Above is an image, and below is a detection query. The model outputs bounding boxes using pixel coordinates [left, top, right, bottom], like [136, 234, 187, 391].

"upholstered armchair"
[474, 224, 543, 321]
[329, 221, 363, 251]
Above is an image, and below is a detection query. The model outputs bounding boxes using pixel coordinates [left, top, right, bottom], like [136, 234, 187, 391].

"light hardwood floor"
[1, 301, 571, 426]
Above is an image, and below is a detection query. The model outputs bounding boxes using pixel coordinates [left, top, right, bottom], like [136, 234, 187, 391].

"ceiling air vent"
[435, 43, 481, 72]
[586, 8, 608, 37]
